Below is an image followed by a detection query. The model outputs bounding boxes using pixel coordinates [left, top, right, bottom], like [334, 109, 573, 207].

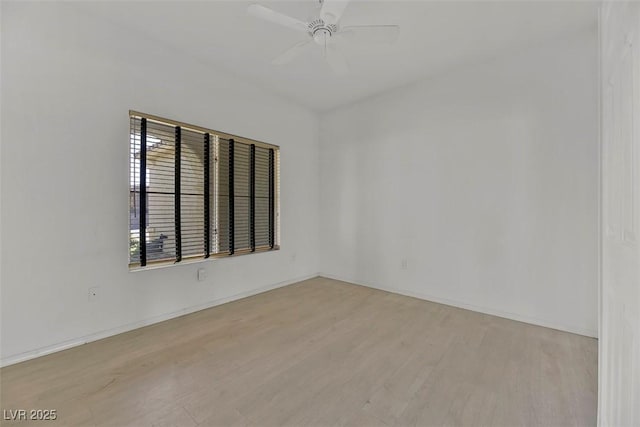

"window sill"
[128, 245, 280, 272]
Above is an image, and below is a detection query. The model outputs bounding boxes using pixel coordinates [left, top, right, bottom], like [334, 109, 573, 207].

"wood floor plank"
[0, 277, 597, 426]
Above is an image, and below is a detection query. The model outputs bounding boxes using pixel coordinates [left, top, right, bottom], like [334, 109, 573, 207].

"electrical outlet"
[88, 286, 100, 302]
[197, 268, 207, 282]
[401, 259, 408, 270]
[291, 253, 297, 262]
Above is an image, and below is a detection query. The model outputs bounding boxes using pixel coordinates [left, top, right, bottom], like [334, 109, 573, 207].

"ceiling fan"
[248, 0, 400, 74]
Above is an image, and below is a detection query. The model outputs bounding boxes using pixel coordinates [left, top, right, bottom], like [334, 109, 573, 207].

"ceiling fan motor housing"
[308, 19, 337, 44]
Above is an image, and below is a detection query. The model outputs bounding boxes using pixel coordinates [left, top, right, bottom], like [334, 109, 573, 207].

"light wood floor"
[0, 277, 597, 427]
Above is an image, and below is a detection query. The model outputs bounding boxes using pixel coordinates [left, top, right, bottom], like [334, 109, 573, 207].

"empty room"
[0, 0, 638, 426]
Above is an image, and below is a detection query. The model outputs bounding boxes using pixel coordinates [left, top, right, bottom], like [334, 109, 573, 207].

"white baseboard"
[0, 273, 320, 368]
[2, 272, 595, 367]
[319, 273, 598, 338]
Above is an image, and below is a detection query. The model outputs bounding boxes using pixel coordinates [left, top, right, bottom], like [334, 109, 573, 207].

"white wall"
[0, 2, 320, 365]
[319, 29, 599, 337]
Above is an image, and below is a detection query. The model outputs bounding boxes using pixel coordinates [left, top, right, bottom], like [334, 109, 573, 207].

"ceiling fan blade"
[248, 4, 309, 33]
[320, 0, 351, 25]
[337, 25, 400, 45]
[272, 39, 314, 65]
[324, 45, 349, 75]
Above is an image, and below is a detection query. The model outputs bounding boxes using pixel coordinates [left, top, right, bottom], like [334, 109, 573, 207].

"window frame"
[128, 110, 280, 270]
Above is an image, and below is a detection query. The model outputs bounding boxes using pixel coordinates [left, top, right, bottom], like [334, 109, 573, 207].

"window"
[129, 111, 280, 268]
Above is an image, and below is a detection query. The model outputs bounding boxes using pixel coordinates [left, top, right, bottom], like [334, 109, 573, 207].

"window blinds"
[129, 112, 279, 268]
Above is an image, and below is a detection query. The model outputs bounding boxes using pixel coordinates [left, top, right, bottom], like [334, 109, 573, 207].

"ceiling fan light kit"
[248, 0, 400, 75]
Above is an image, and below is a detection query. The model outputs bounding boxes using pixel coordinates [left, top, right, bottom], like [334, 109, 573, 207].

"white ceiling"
[77, 1, 598, 112]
